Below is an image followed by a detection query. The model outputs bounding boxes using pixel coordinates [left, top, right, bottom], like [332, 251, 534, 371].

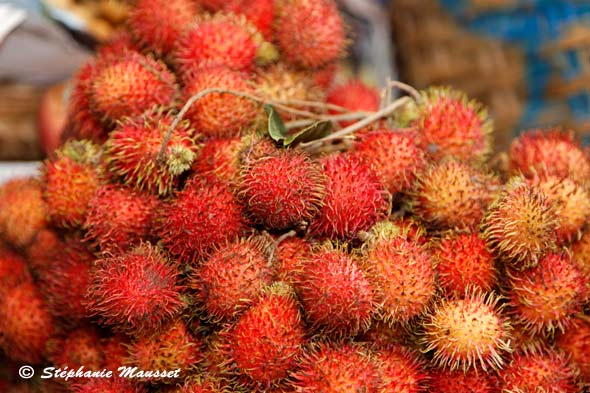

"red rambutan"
[428, 369, 498, 393]
[275, 236, 312, 286]
[191, 137, 243, 186]
[0, 248, 31, 295]
[224, 0, 274, 39]
[556, 316, 590, 384]
[47, 326, 104, 371]
[71, 378, 147, 393]
[375, 345, 427, 393]
[327, 80, 380, 127]
[86, 242, 185, 335]
[571, 231, 590, 301]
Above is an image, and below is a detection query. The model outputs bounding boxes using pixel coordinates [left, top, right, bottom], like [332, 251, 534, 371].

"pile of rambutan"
[0, 0, 589, 392]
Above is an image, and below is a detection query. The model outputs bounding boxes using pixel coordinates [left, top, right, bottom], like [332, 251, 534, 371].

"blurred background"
[1, 0, 589, 161]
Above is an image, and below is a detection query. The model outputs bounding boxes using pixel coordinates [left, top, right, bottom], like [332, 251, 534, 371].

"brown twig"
[267, 230, 297, 268]
[389, 80, 421, 102]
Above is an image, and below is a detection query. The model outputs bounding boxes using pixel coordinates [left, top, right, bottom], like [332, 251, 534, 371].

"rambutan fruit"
[296, 246, 374, 337]
[71, 378, 147, 393]
[0, 177, 48, 248]
[291, 342, 381, 392]
[571, 231, 590, 300]
[399, 87, 492, 163]
[361, 218, 428, 248]
[89, 51, 178, 123]
[0, 282, 55, 363]
[509, 129, 590, 186]
[42, 140, 104, 228]
[157, 178, 248, 264]
[86, 242, 185, 335]
[26, 228, 62, 275]
[433, 232, 496, 297]
[556, 316, 590, 384]
[37, 237, 95, 321]
[102, 334, 131, 371]
[222, 282, 305, 388]
[312, 62, 338, 89]
[128, 0, 198, 56]
[326, 80, 380, 127]
[356, 320, 409, 348]
[238, 148, 326, 230]
[182, 67, 258, 139]
[420, 289, 512, 372]
[47, 327, 104, 371]
[361, 236, 436, 325]
[507, 252, 584, 335]
[224, 0, 274, 40]
[274, 0, 346, 69]
[375, 345, 427, 393]
[0, 248, 31, 295]
[172, 376, 229, 393]
[275, 236, 312, 286]
[191, 137, 243, 186]
[97, 30, 140, 58]
[188, 237, 274, 321]
[530, 175, 590, 244]
[84, 184, 158, 253]
[352, 129, 427, 196]
[427, 369, 498, 393]
[127, 320, 202, 380]
[309, 154, 390, 240]
[509, 321, 550, 356]
[411, 160, 498, 231]
[498, 351, 579, 393]
[481, 177, 557, 270]
[174, 14, 259, 75]
[105, 111, 199, 195]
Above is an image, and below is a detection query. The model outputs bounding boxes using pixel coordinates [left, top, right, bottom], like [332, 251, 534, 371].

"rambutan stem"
[389, 81, 421, 102]
[300, 96, 411, 151]
[267, 230, 296, 268]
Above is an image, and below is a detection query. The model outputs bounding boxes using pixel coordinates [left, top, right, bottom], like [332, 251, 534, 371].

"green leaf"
[283, 120, 332, 146]
[265, 104, 288, 142]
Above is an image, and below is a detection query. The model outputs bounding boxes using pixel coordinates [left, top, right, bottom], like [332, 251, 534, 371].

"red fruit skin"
[47, 327, 105, 371]
[71, 378, 148, 393]
[89, 51, 178, 123]
[223, 290, 305, 388]
[327, 80, 380, 127]
[224, 0, 274, 39]
[189, 237, 274, 321]
[157, 178, 248, 264]
[0, 248, 31, 295]
[509, 129, 590, 186]
[182, 67, 258, 139]
[239, 149, 327, 230]
[97, 30, 140, 58]
[275, 0, 345, 68]
[0, 178, 48, 249]
[0, 282, 55, 363]
[191, 137, 243, 186]
[292, 343, 381, 391]
[43, 156, 102, 228]
[174, 16, 258, 75]
[86, 243, 185, 336]
[309, 154, 390, 240]
[129, 0, 197, 56]
[353, 130, 427, 195]
[434, 233, 496, 298]
[375, 345, 427, 393]
[508, 252, 584, 335]
[26, 228, 62, 275]
[499, 351, 579, 393]
[297, 248, 374, 337]
[101, 335, 131, 371]
[84, 184, 159, 253]
[275, 236, 312, 286]
[556, 317, 590, 384]
[428, 369, 498, 393]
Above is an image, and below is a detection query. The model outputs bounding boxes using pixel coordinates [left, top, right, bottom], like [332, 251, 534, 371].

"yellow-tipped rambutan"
[189, 237, 274, 322]
[433, 232, 496, 298]
[507, 252, 584, 335]
[509, 129, 590, 186]
[481, 177, 557, 270]
[274, 0, 346, 69]
[86, 242, 185, 336]
[238, 147, 327, 230]
[309, 154, 390, 240]
[420, 289, 512, 372]
[353, 129, 427, 196]
[411, 160, 498, 231]
[399, 87, 492, 163]
[105, 111, 200, 196]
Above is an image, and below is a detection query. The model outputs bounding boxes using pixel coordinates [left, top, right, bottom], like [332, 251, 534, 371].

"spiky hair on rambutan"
[188, 236, 274, 322]
[507, 252, 584, 336]
[556, 316, 590, 384]
[374, 344, 428, 393]
[398, 87, 493, 164]
[71, 377, 148, 393]
[274, 0, 346, 69]
[89, 50, 179, 123]
[427, 369, 498, 393]
[309, 153, 390, 240]
[295, 244, 375, 337]
[420, 288, 513, 373]
[238, 147, 327, 230]
[84, 184, 159, 253]
[86, 242, 185, 336]
[509, 128, 590, 186]
[411, 159, 499, 231]
[105, 110, 200, 196]
[326, 79, 380, 127]
[156, 176, 248, 264]
[481, 176, 558, 271]
[42, 139, 104, 228]
[128, 0, 198, 56]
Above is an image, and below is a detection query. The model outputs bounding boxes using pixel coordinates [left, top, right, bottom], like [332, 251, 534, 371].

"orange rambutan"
[375, 345, 427, 393]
